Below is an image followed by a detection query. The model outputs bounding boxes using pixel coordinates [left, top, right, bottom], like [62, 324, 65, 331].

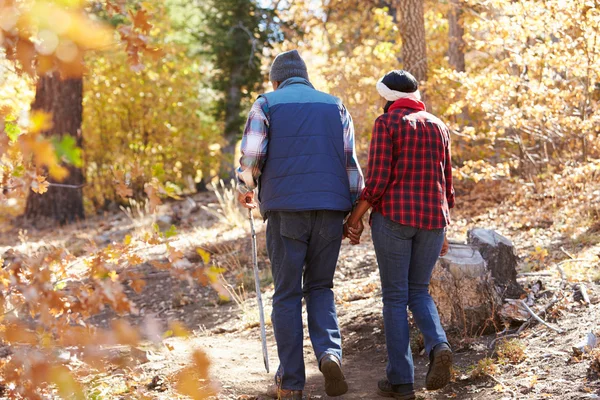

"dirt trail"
[153, 239, 492, 400]
[3, 190, 599, 399]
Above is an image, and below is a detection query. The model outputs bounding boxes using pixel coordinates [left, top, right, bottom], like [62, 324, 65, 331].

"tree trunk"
[221, 64, 245, 177]
[397, 0, 428, 101]
[447, 0, 466, 72]
[25, 72, 85, 224]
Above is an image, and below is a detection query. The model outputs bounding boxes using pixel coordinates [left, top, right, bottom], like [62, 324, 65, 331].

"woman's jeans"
[267, 210, 345, 391]
[371, 212, 448, 385]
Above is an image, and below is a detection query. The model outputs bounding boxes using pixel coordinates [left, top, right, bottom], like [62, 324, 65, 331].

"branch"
[228, 22, 258, 68]
[576, 283, 591, 306]
[519, 300, 564, 334]
[484, 373, 517, 399]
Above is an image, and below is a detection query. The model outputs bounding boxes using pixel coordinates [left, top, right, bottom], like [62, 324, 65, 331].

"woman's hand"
[440, 235, 449, 256]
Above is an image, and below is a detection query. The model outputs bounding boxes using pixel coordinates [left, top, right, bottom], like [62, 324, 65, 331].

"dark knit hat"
[269, 50, 309, 82]
[381, 70, 419, 93]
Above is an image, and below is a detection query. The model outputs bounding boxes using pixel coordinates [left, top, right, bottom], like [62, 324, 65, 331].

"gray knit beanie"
[269, 50, 309, 82]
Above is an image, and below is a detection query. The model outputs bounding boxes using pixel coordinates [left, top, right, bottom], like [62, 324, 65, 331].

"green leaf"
[12, 165, 25, 178]
[165, 225, 177, 238]
[5, 120, 21, 142]
[52, 135, 83, 167]
[152, 163, 165, 179]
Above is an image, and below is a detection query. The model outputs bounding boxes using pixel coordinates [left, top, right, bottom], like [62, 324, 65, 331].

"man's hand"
[345, 216, 364, 245]
[238, 191, 257, 209]
[440, 235, 449, 257]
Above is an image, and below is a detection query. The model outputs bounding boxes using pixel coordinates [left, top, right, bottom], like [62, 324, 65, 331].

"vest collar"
[278, 77, 314, 90]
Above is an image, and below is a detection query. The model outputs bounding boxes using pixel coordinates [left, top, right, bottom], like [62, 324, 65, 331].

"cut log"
[468, 229, 525, 299]
[430, 244, 502, 335]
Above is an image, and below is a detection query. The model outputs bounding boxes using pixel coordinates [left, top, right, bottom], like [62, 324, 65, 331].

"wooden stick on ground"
[577, 283, 591, 306]
[560, 246, 575, 260]
[519, 300, 564, 334]
[485, 373, 517, 399]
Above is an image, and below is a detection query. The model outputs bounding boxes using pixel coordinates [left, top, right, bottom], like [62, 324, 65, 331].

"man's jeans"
[267, 210, 345, 391]
[371, 212, 448, 385]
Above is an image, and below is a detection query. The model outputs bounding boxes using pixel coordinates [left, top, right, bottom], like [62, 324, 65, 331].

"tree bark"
[221, 63, 245, 177]
[25, 72, 85, 224]
[397, 0, 428, 98]
[447, 0, 466, 72]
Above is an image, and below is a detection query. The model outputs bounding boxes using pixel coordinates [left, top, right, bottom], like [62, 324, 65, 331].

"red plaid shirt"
[360, 98, 455, 229]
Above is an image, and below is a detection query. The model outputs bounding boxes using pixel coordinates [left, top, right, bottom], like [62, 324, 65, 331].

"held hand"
[440, 235, 449, 257]
[238, 191, 257, 209]
[346, 216, 364, 245]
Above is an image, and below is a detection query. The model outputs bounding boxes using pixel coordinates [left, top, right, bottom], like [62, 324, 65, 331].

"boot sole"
[376, 388, 416, 400]
[321, 359, 349, 397]
[426, 348, 453, 390]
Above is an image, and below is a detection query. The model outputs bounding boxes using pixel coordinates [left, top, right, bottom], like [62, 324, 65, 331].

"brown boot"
[425, 343, 453, 390]
[320, 354, 349, 397]
[266, 384, 303, 399]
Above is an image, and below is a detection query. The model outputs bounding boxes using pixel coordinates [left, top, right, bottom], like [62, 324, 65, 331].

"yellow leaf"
[48, 365, 85, 400]
[29, 111, 53, 134]
[48, 164, 69, 181]
[169, 321, 190, 338]
[108, 270, 118, 282]
[197, 248, 211, 265]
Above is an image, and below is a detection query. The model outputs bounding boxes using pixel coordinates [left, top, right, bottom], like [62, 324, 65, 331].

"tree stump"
[468, 228, 524, 299]
[430, 244, 501, 335]
[429, 229, 523, 335]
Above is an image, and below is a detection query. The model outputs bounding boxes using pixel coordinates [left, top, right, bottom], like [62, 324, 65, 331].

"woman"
[345, 70, 454, 399]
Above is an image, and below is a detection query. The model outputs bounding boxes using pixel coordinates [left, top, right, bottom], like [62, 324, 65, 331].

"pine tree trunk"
[25, 72, 85, 225]
[397, 0, 428, 94]
[221, 64, 245, 177]
[448, 0, 466, 72]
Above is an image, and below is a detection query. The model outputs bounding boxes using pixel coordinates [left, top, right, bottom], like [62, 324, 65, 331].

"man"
[237, 49, 364, 399]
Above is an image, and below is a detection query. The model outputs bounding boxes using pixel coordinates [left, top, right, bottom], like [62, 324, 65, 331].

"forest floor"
[2, 170, 600, 399]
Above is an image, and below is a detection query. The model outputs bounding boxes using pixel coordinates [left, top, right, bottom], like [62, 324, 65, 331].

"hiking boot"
[265, 384, 302, 399]
[319, 354, 348, 397]
[425, 342, 453, 390]
[377, 379, 416, 400]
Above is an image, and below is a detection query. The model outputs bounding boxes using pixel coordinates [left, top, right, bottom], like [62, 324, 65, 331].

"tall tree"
[397, 0, 428, 96]
[25, 73, 85, 224]
[1, 1, 157, 224]
[448, 0, 466, 72]
[172, 0, 284, 167]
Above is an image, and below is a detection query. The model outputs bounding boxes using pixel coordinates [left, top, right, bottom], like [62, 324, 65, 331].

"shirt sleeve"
[360, 116, 393, 207]
[444, 129, 455, 209]
[339, 104, 365, 205]
[237, 97, 269, 194]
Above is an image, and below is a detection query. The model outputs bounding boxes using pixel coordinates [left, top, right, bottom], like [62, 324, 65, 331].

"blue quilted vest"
[258, 77, 352, 216]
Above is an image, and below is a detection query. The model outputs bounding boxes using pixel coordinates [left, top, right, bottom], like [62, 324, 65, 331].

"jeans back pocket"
[279, 211, 311, 241]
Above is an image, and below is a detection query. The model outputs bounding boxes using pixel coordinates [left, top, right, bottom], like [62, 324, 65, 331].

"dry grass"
[496, 339, 527, 364]
[470, 357, 498, 379]
[201, 180, 247, 228]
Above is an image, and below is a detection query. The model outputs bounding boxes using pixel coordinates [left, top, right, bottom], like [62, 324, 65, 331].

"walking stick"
[249, 208, 270, 373]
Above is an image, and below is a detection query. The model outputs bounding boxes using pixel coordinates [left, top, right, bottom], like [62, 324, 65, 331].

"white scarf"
[376, 79, 421, 102]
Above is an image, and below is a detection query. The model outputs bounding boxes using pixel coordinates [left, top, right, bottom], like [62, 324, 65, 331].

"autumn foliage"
[0, 0, 599, 398]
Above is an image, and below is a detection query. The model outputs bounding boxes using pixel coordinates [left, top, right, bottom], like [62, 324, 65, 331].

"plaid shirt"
[360, 98, 455, 229]
[237, 96, 365, 204]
